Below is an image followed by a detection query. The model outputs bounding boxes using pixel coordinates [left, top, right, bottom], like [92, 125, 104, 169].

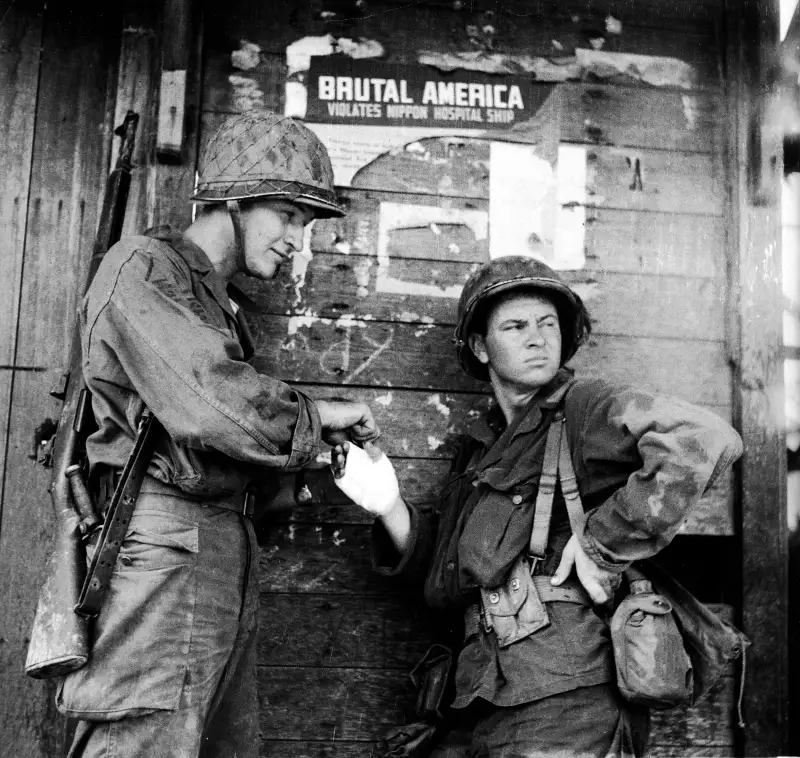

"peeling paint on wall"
[417, 48, 697, 89]
[376, 202, 487, 298]
[283, 34, 385, 117]
[427, 435, 444, 451]
[426, 394, 451, 418]
[231, 39, 262, 71]
[286, 34, 337, 77]
[228, 74, 266, 111]
[575, 49, 697, 89]
[290, 223, 315, 308]
[681, 95, 699, 129]
[352, 258, 371, 297]
[605, 15, 623, 35]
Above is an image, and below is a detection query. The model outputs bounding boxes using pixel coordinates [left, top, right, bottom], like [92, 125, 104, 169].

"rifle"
[25, 112, 139, 679]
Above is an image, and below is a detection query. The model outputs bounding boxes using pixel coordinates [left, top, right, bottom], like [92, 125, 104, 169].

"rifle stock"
[26, 112, 139, 679]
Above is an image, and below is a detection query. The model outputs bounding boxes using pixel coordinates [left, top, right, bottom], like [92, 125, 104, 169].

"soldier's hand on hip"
[317, 399, 380, 446]
[551, 534, 620, 605]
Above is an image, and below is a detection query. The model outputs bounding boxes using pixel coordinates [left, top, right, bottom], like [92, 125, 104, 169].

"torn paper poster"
[575, 48, 697, 89]
[378, 202, 489, 255]
[285, 35, 384, 77]
[228, 74, 266, 111]
[489, 143, 586, 270]
[605, 15, 623, 35]
[336, 37, 385, 60]
[418, 48, 696, 89]
[554, 144, 588, 270]
[376, 202, 488, 297]
[418, 50, 581, 80]
[489, 141, 555, 261]
[285, 81, 307, 118]
[231, 40, 261, 71]
[305, 124, 485, 188]
[286, 35, 337, 76]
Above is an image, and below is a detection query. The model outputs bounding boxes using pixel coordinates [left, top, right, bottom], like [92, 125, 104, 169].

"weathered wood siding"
[200, 1, 740, 756]
[0, 3, 119, 755]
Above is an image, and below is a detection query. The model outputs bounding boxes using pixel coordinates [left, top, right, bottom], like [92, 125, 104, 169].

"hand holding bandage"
[331, 441, 400, 516]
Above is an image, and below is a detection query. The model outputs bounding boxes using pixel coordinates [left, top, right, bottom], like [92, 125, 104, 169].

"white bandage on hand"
[332, 443, 400, 516]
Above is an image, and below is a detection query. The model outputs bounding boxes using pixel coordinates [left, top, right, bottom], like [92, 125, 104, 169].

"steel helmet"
[454, 256, 591, 381]
[191, 110, 344, 218]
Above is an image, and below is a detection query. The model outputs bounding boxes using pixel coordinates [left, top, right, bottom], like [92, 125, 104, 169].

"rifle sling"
[74, 409, 160, 618]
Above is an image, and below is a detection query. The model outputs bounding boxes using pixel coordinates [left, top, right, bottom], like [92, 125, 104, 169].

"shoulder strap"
[75, 408, 161, 618]
[528, 412, 563, 564]
[557, 417, 587, 533]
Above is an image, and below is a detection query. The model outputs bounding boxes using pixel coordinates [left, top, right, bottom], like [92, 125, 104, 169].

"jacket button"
[510, 578, 520, 590]
[488, 592, 500, 604]
[512, 494, 522, 504]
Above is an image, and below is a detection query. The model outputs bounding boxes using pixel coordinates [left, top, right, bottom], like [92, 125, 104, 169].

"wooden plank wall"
[199, 2, 741, 757]
[0, 3, 119, 756]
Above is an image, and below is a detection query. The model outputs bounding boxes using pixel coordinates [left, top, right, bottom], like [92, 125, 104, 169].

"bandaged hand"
[331, 441, 400, 516]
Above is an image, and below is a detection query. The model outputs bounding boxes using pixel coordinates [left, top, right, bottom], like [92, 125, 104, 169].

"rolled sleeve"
[371, 502, 435, 582]
[85, 245, 322, 470]
[577, 384, 743, 567]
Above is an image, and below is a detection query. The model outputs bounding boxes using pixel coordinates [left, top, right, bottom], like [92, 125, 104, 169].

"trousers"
[57, 488, 259, 758]
[429, 684, 650, 758]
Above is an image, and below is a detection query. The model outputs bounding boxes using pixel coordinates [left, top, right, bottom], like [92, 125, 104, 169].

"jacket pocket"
[58, 511, 199, 720]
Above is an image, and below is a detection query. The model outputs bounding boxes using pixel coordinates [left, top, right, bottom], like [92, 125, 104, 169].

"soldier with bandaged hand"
[331, 256, 742, 758]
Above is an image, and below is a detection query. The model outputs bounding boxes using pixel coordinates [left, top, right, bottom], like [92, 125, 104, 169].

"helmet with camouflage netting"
[454, 256, 591, 381]
[191, 110, 344, 218]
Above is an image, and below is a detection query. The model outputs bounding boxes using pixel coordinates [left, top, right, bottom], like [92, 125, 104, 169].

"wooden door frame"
[725, 0, 790, 754]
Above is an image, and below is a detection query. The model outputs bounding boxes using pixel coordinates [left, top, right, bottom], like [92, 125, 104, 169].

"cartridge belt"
[464, 577, 591, 641]
[139, 475, 256, 518]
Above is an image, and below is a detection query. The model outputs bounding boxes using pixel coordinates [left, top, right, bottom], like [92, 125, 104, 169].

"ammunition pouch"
[478, 555, 550, 647]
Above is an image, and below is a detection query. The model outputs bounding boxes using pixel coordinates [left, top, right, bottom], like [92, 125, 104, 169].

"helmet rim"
[191, 110, 345, 219]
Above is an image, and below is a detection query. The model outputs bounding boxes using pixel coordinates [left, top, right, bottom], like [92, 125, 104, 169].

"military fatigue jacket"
[373, 370, 743, 707]
[80, 226, 322, 499]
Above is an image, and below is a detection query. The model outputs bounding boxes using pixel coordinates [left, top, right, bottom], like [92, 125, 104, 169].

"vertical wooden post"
[727, 0, 789, 754]
[156, 0, 191, 163]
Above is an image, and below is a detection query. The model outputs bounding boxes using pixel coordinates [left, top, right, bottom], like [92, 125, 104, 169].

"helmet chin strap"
[226, 199, 245, 258]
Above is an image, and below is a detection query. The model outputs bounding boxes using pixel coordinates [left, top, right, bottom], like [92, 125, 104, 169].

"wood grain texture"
[202, 2, 720, 91]
[255, 664, 735, 745]
[585, 148, 722, 215]
[585, 209, 724, 278]
[0, 371, 11, 493]
[345, 143, 721, 214]
[257, 743, 380, 758]
[310, 191, 725, 277]
[0, 5, 42, 368]
[257, 591, 734, 672]
[249, 255, 726, 341]
[249, 317, 732, 405]
[258, 593, 437, 669]
[0, 4, 115, 754]
[152, 2, 204, 230]
[558, 85, 721, 153]
[111, 3, 160, 237]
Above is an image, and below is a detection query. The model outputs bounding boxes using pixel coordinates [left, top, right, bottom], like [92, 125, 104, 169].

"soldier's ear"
[468, 333, 490, 365]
